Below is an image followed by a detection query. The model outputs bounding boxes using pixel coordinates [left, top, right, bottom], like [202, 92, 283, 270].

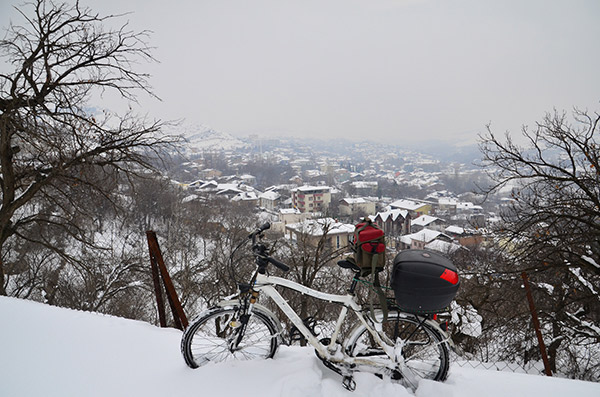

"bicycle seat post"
[347, 271, 361, 294]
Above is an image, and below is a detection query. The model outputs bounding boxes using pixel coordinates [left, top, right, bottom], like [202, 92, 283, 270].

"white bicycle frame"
[251, 271, 400, 372]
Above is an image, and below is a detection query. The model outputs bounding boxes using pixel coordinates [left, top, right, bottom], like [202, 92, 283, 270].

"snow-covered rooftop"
[373, 209, 408, 222]
[400, 229, 450, 245]
[390, 199, 427, 211]
[293, 185, 331, 193]
[285, 218, 354, 236]
[425, 239, 465, 254]
[411, 215, 441, 227]
[259, 191, 281, 200]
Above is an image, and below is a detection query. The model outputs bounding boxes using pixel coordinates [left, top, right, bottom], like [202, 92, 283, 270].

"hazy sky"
[1, 0, 599, 145]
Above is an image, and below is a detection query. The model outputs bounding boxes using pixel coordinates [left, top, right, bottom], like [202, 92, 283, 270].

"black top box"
[391, 249, 460, 314]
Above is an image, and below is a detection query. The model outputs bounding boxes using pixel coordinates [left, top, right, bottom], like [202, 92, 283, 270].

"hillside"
[1, 296, 599, 397]
[176, 124, 248, 152]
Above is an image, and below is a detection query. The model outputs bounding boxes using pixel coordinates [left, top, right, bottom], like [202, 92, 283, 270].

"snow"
[411, 215, 441, 227]
[286, 218, 355, 236]
[582, 255, 599, 270]
[176, 124, 248, 152]
[1, 296, 599, 397]
[569, 267, 598, 295]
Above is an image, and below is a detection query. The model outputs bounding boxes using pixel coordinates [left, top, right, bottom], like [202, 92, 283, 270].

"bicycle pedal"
[342, 376, 356, 391]
[229, 320, 241, 328]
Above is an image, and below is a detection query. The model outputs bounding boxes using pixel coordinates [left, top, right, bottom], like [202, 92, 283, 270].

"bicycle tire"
[345, 310, 449, 386]
[181, 306, 280, 368]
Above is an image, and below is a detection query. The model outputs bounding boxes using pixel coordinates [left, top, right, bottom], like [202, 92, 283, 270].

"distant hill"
[175, 124, 248, 153]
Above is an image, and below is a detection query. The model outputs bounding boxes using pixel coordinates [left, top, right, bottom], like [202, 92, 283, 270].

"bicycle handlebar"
[267, 257, 290, 272]
[246, 222, 290, 273]
[248, 222, 271, 240]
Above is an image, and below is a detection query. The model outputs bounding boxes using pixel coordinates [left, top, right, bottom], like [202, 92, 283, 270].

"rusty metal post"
[521, 272, 553, 376]
[148, 243, 167, 327]
[146, 231, 189, 330]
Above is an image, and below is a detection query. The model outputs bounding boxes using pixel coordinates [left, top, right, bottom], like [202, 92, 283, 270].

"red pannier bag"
[353, 219, 385, 277]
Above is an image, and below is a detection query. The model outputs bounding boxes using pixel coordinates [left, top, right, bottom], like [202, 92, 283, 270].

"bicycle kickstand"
[342, 375, 356, 392]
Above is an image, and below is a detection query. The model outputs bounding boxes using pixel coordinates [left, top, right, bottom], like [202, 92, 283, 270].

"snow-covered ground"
[1, 296, 599, 397]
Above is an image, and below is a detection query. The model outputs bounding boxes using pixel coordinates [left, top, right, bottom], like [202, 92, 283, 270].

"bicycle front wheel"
[181, 306, 280, 368]
[345, 310, 449, 386]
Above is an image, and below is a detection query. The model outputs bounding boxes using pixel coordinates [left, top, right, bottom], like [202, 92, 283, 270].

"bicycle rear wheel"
[345, 310, 449, 386]
[181, 306, 280, 368]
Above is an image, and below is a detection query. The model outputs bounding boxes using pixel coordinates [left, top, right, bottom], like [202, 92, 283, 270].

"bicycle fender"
[424, 318, 455, 349]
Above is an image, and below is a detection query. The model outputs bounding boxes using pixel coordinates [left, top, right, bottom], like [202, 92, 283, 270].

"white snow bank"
[1, 296, 599, 397]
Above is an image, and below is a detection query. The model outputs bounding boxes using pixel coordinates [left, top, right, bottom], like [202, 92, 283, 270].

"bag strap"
[355, 219, 388, 322]
[367, 242, 388, 323]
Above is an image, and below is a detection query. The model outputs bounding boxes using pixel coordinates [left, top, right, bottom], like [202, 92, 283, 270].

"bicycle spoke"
[182, 307, 279, 368]
[346, 312, 449, 383]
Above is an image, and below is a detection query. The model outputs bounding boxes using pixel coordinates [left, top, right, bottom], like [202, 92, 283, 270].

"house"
[371, 209, 410, 236]
[231, 191, 259, 206]
[350, 181, 378, 195]
[239, 174, 257, 186]
[399, 229, 453, 250]
[279, 208, 310, 226]
[437, 197, 459, 214]
[424, 239, 466, 255]
[444, 225, 466, 237]
[285, 218, 354, 250]
[216, 184, 244, 199]
[390, 199, 431, 217]
[411, 215, 445, 232]
[291, 186, 332, 213]
[445, 225, 487, 248]
[194, 180, 219, 193]
[339, 198, 376, 217]
[259, 190, 281, 211]
[185, 179, 205, 190]
[199, 168, 222, 179]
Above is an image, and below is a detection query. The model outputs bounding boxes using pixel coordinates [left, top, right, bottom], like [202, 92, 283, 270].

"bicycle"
[180, 223, 451, 391]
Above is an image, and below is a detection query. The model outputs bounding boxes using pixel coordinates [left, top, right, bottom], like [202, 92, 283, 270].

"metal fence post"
[146, 230, 189, 330]
[521, 272, 552, 376]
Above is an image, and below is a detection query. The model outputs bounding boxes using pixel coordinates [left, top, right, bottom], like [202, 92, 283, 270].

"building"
[390, 199, 432, 217]
[350, 181, 379, 195]
[371, 209, 410, 236]
[278, 208, 309, 226]
[437, 197, 459, 214]
[399, 229, 454, 250]
[424, 239, 466, 255]
[445, 225, 487, 248]
[259, 190, 281, 211]
[339, 198, 376, 217]
[291, 186, 331, 213]
[285, 218, 354, 250]
[411, 215, 446, 232]
[231, 191, 259, 206]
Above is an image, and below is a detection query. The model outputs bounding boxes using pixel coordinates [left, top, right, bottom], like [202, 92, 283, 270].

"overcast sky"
[1, 0, 599, 145]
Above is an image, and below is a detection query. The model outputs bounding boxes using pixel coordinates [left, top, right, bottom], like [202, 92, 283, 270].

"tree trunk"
[0, 237, 7, 296]
[0, 259, 5, 296]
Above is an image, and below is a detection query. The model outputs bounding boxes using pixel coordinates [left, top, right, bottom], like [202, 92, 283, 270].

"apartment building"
[291, 186, 331, 213]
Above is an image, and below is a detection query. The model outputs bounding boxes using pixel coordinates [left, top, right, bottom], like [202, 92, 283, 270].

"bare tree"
[477, 108, 600, 379]
[0, 1, 178, 295]
[479, 108, 599, 274]
[276, 219, 351, 342]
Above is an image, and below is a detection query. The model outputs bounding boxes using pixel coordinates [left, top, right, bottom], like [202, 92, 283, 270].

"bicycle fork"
[227, 290, 260, 352]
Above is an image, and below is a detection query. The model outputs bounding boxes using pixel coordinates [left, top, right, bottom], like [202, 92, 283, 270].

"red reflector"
[440, 269, 459, 285]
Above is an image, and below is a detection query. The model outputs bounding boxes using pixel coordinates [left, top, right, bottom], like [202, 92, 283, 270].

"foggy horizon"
[1, 0, 598, 145]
